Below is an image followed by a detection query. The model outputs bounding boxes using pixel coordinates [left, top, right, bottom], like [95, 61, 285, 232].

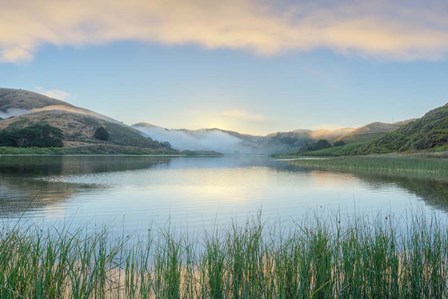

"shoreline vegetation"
[280, 144, 448, 158]
[283, 155, 448, 178]
[1, 214, 448, 298]
[0, 146, 223, 157]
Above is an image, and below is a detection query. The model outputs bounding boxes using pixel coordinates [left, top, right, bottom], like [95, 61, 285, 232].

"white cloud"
[1, 0, 448, 62]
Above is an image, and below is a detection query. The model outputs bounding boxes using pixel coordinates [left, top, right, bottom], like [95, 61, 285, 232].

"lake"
[1, 155, 447, 235]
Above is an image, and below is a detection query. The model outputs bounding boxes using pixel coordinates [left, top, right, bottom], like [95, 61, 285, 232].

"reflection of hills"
[0, 156, 172, 176]
[282, 161, 448, 213]
[353, 173, 448, 212]
[0, 156, 171, 216]
[0, 178, 85, 216]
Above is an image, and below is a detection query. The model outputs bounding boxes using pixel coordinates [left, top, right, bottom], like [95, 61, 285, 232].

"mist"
[134, 126, 258, 154]
[133, 124, 315, 155]
[0, 108, 30, 119]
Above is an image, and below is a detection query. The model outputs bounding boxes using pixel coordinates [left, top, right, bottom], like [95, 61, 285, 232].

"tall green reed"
[1, 212, 447, 298]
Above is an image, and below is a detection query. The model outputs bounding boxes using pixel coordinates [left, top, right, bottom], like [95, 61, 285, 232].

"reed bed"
[289, 156, 448, 177]
[1, 214, 448, 298]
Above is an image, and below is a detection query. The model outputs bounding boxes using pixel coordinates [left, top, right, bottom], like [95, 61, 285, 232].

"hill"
[0, 88, 74, 112]
[360, 103, 448, 153]
[0, 88, 175, 154]
[295, 103, 448, 156]
[340, 122, 401, 143]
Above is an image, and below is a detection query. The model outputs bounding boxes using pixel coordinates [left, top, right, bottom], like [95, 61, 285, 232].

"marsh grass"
[289, 156, 448, 177]
[1, 214, 448, 298]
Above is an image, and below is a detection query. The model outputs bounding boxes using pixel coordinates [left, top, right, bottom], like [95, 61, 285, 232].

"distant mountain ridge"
[133, 122, 401, 155]
[2, 87, 439, 156]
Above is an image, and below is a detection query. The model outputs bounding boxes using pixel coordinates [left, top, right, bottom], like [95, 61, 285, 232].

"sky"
[1, 0, 448, 135]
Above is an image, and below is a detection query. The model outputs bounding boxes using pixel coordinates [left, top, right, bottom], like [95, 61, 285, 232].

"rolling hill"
[340, 122, 402, 143]
[360, 103, 448, 153]
[0, 88, 175, 154]
[3, 88, 445, 156]
[298, 103, 448, 156]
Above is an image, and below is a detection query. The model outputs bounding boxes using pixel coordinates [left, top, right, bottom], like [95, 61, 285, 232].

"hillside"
[0, 88, 175, 154]
[267, 128, 355, 141]
[341, 122, 401, 143]
[0, 88, 74, 112]
[296, 103, 448, 156]
[360, 103, 448, 153]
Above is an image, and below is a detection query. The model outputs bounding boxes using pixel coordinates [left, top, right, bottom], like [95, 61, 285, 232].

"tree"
[334, 140, 346, 147]
[0, 123, 64, 147]
[161, 141, 172, 149]
[312, 139, 332, 150]
[94, 126, 109, 141]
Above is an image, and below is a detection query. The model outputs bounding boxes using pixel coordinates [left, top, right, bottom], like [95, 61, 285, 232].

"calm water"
[1, 155, 447, 234]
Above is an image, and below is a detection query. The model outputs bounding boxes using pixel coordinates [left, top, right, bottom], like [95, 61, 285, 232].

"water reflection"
[354, 173, 448, 212]
[0, 156, 171, 216]
[0, 156, 446, 229]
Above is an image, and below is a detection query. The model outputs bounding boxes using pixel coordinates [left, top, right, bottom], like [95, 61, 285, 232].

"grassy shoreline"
[0, 146, 223, 157]
[282, 155, 448, 178]
[1, 214, 448, 298]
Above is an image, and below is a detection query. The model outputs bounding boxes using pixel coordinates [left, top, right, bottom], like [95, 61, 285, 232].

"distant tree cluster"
[307, 139, 332, 151]
[0, 123, 64, 147]
[306, 139, 346, 151]
[333, 140, 346, 147]
[94, 127, 109, 141]
[271, 135, 305, 147]
[161, 141, 172, 149]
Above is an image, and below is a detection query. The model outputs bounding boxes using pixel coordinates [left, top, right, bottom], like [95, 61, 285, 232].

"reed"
[1, 213, 447, 298]
[288, 156, 448, 177]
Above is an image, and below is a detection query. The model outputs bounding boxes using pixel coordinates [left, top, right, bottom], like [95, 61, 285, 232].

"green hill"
[360, 103, 448, 154]
[341, 122, 401, 143]
[291, 103, 447, 157]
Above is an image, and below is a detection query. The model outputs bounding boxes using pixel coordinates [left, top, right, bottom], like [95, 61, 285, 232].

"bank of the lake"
[1, 214, 447, 298]
[1, 154, 447, 298]
[283, 154, 448, 178]
[0, 146, 222, 156]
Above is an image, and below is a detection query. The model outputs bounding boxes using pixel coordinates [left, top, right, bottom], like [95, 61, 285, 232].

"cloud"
[35, 87, 69, 101]
[221, 109, 268, 122]
[1, 0, 448, 62]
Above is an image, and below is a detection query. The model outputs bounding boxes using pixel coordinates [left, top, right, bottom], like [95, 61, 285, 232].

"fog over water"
[135, 126, 246, 154]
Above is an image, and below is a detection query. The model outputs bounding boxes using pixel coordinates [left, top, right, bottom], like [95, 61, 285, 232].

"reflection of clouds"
[307, 171, 358, 189]
[42, 202, 69, 220]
